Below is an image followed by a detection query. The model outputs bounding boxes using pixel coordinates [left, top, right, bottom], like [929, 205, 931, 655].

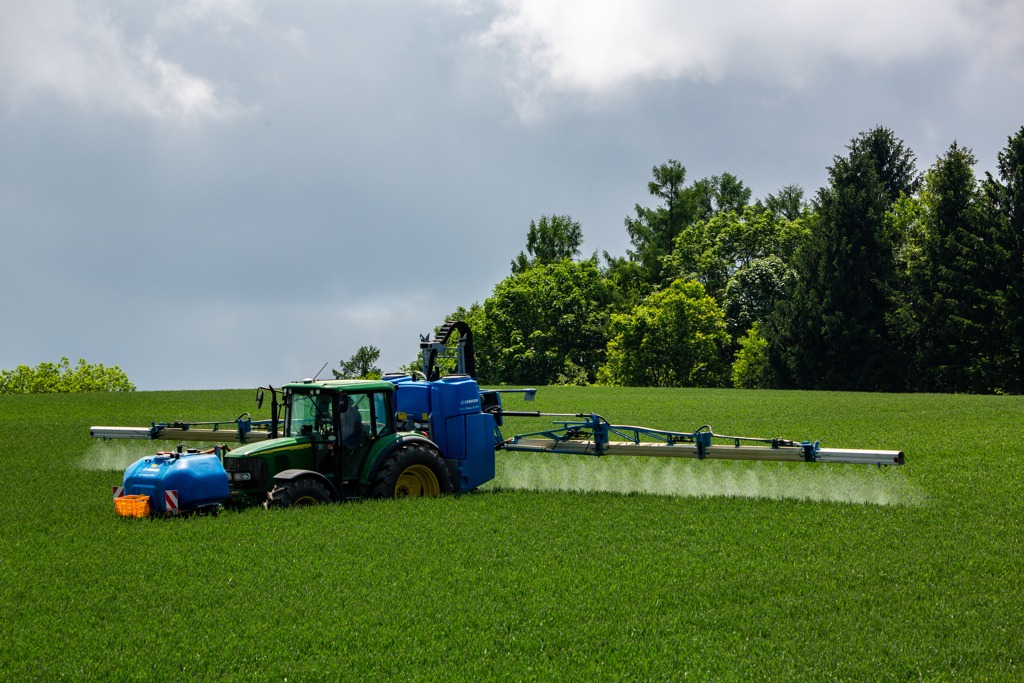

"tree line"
[446, 124, 1024, 393]
[0, 358, 136, 394]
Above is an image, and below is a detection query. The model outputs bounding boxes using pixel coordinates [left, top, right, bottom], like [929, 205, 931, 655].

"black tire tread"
[367, 444, 454, 499]
[264, 477, 332, 509]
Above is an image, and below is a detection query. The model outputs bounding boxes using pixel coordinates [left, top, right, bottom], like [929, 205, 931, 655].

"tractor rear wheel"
[264, 478, 331, 509]
[368, 445, 454, 499]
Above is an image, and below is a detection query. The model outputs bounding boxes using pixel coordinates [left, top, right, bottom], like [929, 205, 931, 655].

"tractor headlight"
[226, 472, 252, 481]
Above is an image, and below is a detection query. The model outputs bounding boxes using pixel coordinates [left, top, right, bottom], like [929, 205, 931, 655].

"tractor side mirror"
[256, 388, 265, 410]
[337, 394, 350, 412]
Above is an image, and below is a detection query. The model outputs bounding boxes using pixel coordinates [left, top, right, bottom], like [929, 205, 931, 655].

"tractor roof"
[283, 378, 396, 393]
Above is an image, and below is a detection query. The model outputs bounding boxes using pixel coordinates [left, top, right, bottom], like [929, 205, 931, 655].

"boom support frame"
[497, 413, 904, 467]
[90, 414, 274, 445]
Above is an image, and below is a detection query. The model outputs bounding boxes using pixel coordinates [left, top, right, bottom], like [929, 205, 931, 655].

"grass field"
[1, 387, 1021, 681]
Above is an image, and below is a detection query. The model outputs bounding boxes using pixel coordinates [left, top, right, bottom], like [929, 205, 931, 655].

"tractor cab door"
[334, 391, 395, 481]
[308, 393, 335, 476]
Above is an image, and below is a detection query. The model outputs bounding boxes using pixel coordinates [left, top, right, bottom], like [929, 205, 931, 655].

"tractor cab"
[222, 379, 401, 505]
[281, 380, 397, 482]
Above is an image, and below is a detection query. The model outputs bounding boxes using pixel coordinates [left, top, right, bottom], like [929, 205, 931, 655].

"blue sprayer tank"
[122, 450, 230, 513]
[386, 375, 496, 492]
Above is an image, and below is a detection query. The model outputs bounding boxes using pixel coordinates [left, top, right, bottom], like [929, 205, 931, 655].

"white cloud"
[452, 0, 1024, 119]
[0, 0, 249, 121]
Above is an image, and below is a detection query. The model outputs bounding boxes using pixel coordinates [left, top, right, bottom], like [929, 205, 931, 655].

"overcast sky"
[2, 0, 1022, 390]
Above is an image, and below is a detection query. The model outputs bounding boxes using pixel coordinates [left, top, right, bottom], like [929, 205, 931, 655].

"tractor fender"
[361, 435, 446, 492]
[272, 469, 341, 502]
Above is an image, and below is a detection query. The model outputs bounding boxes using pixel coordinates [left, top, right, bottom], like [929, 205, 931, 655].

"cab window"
[339, 393, 366, 447]
[285, 392, 333, 438]
[373, 392, 394, 437]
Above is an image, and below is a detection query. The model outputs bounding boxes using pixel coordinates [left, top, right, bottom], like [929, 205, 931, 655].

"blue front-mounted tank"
[122, 450, 229, 513]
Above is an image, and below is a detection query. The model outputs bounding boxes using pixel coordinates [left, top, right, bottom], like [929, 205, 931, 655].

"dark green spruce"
[902, 143, 1000, 392]
[765, 127, 920, 391]
[984, 126, 1024, 393]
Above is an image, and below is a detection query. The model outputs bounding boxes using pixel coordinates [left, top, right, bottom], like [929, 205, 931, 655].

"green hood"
[228, 435, 311, 457]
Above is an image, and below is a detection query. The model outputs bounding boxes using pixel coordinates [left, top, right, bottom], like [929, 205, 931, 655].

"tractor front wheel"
[264, 478, 332, 509]
[368, 445, 454, 499]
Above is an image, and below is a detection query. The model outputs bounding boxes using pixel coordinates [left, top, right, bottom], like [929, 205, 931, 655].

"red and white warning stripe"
[113, 486, 125, 500]
[165, 490, 179, 514]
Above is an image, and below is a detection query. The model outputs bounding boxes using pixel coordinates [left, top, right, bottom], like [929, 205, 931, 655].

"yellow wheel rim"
[395, 465, 440, 497]
[294, 494, 319, 506]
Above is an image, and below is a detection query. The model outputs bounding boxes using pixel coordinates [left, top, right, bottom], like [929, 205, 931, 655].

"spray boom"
[495, 413, 903, 467]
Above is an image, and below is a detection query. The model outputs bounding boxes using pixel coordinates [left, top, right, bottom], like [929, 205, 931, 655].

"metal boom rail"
[497, 413, 904, 467]
[90, 414, 274, 445]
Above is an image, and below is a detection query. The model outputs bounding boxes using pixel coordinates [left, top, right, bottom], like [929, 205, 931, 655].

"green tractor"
[100, 321, 497, 513]
[227, 378, 456, 507]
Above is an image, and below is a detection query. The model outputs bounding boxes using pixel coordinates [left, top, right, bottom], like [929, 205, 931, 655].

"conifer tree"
[623, 160, 694, 286]
[906, 142, 999, 391]
[765, 127, 919, 390]
[985, 126, 1024, 393]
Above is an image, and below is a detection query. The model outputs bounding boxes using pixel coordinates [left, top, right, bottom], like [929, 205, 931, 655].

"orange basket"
[115, 495, 151, 517]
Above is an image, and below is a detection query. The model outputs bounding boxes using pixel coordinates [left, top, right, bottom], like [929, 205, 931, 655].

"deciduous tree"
[731, 324, 773, 389]
[599, 279, 729, 387]
[762, 184, 808, 221]
[663, 209, 809, 301]
[333, 346, 382, 380]
[510, 214, 584, 274]
[481, 259, 612, 385]
[723, 256, 795, 342]
[0, 358, 135, 393]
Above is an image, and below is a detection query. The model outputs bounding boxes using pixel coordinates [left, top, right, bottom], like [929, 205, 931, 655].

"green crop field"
[1, 387, 1021, 681]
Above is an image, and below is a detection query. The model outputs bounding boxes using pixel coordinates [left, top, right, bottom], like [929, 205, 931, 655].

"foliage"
[765, 127, 920, 391]
[554, 360, 590, 386]
[984, 125, 1024, 393]
[761, 184, 808, 220]
[848, 125, 922, 202]
[599, 279, 729, 387]
[510, 214, 584, 274]
[708, 172, 753, 216]
[601, 251, 654, 313]
[624, 159, 690, 286]
[626, 164, 759, 289]
[479, 259, 612, 385]
[438, 124, 1024, 395]
[663, 208, 809, 301]
[722, 256, 795, 341]
[896, 142, 1002, 392]
[332, 345, 382, 380]
[731, 324, 773, 388]
[395, 357, 423, 377]
[885, 189, 925, 270]
[623, 161, 711, 286]
[0, 357, 135, 393]
[438, 302, 492, 379]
